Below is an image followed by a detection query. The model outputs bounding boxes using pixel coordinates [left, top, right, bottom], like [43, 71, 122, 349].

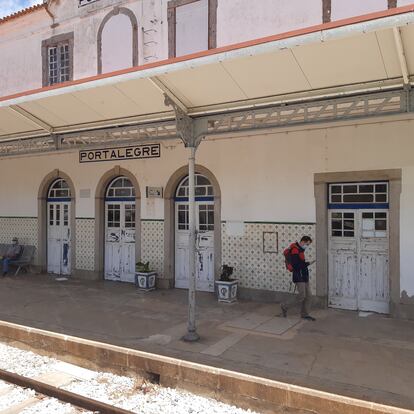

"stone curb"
[0, 320, 411, 414]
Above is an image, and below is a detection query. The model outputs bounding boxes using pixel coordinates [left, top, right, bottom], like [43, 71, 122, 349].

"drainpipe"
[44, 0, 57, 28]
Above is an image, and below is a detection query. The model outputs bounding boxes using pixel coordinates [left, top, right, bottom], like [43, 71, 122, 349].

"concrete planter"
[215, 279, 238, 303]
[135, 271, 157, 291]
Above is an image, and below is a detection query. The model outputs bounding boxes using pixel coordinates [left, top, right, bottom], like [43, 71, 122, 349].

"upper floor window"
[42, 33, 74, 87]
[168, 0, 217, 58]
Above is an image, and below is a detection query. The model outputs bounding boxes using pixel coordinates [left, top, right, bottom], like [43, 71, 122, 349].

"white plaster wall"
[0, 120, 414, 221]
[0, 0, 402, 98]
[400, 166, 414, 297]
[1, 119, 414, 295]
[0, 0, 148, 95]
[216, 0, 322, 47]
[0, 11, 47, 96]
[397, 0, 414, 6]
[331, 0, 388, 21]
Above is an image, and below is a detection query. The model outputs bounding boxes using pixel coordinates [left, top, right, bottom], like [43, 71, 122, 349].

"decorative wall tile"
[141, 220, 164, 278]
[222, 222, 317, 294]
[75, 218, 95, 271]
[0, 216, 319, 296]
[0, 218, 38, 247]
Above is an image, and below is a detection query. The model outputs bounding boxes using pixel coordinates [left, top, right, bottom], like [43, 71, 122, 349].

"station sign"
[79, 144, 161, 163]
[79, 0, 99, 7]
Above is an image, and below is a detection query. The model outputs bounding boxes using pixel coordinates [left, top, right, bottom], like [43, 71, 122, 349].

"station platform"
[0, 274, 413, 410]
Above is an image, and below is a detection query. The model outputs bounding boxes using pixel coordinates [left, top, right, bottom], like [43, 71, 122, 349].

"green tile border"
[0, 216, 37, 219]
[141, 219, 165, 222]
[221, 220, 316, 225]
[0, 217, 314, 226]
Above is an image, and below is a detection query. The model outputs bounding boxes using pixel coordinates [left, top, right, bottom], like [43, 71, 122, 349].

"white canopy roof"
[1, 6, 414, 140]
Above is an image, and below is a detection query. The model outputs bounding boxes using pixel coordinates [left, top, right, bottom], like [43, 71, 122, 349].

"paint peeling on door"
[329, 209, 389, 314]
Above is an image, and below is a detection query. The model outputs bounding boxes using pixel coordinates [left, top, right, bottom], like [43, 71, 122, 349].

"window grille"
[48, 43, 70, 85]
[48, 179, 71, 199]
[106, 177, 136, 199]
[329, 182, 388, 206]
[176, 174, 214, 199]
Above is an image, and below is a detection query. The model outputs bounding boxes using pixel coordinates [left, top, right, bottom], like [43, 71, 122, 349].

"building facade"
[0, 0, 414, 320]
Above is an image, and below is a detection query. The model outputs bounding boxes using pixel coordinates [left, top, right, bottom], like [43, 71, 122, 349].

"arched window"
[175, 174, 214, 200]
[106, 177, 135, 200]
[48, 179, 71, 200]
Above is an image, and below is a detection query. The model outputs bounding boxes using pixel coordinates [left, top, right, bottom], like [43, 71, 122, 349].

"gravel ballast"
[0, 341, 260, 414]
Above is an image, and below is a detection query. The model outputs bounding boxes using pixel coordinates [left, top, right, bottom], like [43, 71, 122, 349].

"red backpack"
[283, 244, 295, 272]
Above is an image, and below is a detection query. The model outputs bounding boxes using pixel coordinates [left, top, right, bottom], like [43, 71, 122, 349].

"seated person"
[0, 238, 23, 276]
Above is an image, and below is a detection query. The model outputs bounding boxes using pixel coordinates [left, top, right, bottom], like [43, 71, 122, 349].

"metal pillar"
[183, 145, 199, 342]
[164, 95, 206, 342]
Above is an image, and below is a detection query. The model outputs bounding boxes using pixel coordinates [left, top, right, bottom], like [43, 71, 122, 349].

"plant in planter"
[135, 261, 157, 292]
[215, 265, 238, 303]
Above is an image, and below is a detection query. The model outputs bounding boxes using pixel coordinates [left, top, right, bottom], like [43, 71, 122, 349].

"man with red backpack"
[281, 236, 316, 321]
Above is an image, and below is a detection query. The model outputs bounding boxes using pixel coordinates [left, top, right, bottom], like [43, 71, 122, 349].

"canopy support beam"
[9, 105, 54, 133]
[393, 27, 410, 86]
[150, 77, 188, 114]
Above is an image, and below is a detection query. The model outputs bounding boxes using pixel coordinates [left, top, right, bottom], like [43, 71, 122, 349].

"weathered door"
[175, 175, 215, 292]
[358, 211, 389, 313]
[329, 211, 358, 310]
[105, 202, 136, 283]
[47, 202, 71, 275]
[195, 203, 215, 291]
[175, 203, 215, 292]
[328, 182, 389, 313]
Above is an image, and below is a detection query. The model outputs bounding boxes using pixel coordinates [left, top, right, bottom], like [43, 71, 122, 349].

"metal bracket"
[164, 94, 206, 148]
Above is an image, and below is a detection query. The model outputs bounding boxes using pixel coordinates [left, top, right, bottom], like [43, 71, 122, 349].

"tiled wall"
[0, 217, 39, 262]
[222, 222, 317, 294]
[0, 217, 317, 294]
[141, 220, 164, 278]
[75, 218, 95, 271]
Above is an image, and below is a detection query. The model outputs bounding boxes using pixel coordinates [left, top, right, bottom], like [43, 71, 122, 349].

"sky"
[0, 0, 43, 19]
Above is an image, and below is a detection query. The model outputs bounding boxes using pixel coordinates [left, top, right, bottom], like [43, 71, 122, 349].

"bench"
[0, 244, 36, 276]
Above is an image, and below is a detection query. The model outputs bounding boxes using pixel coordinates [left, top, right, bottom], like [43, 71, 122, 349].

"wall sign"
[263, 231, 278, 254]
[79, 0, 99, 7]
[79, 144, 161, 163]
[146, 187, 163, 198]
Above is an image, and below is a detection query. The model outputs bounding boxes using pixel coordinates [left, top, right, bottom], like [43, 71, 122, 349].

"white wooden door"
[47, 202, 71, 275]
[358, 211, 389, 313]
[175, 202, 215, 292]
[105, 202, 136, 283]
[329, 210, 389, 313]
[329, 211, 358, 310]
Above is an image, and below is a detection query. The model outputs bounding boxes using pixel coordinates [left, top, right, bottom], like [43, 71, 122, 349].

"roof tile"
[0, 3, 46, 25]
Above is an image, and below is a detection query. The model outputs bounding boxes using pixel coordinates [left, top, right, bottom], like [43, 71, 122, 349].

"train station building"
[1, 0, 414, 320]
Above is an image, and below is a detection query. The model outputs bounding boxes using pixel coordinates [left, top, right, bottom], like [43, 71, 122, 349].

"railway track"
[0, 368, 134, 414]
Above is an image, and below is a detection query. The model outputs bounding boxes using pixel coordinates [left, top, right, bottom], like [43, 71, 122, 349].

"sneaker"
[302, 315, 316, 321]
[280, 304, 287, 318]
